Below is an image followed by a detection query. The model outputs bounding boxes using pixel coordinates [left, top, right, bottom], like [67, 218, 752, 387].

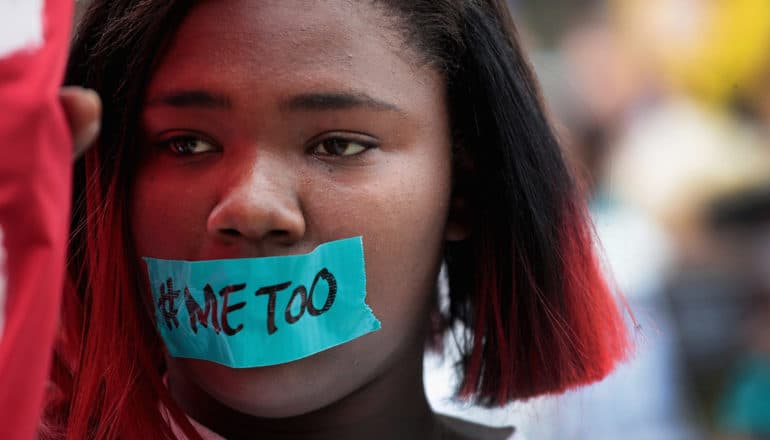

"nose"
[206, 155, 306, 248]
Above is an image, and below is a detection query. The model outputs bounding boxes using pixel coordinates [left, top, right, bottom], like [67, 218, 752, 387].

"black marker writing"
[306, 268, 337, 316]
[285, 286, 307, 324]
[158, 278, 180, 330]
[254, 281, 292, 335]
[184, 285, 221, 334]
[257, 268, 337, 334]
[220, 283, 247, 336]
[157, 268, 339, 336]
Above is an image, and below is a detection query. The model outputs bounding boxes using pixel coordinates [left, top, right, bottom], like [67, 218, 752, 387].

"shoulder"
[437, 414, 516, 440]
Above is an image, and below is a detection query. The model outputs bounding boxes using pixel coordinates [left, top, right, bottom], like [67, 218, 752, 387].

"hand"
[59, 86, 101, 159]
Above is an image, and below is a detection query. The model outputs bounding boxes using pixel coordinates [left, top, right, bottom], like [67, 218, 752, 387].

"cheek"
[129, 166, 212, 259]
[309, 154, 453, 333]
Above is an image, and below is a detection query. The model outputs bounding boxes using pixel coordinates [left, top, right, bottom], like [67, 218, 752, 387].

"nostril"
[220, 228, 241, 237]
[218, 228, 291, 240]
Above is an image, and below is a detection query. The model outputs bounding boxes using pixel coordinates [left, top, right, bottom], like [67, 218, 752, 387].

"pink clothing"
[0, 1, 74, 439]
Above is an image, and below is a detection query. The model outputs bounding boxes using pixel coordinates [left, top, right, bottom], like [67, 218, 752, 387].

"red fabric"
[0, 1, 74, 438]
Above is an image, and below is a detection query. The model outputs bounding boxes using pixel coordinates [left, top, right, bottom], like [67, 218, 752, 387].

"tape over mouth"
[144, 236, 381, 368]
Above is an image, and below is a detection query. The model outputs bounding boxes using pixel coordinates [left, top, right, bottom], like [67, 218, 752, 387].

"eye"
[312, 137, 374, 157]
[161, 136, 218, 155]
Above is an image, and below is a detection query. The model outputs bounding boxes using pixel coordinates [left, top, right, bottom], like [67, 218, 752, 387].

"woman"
[40, 0, 629, 438]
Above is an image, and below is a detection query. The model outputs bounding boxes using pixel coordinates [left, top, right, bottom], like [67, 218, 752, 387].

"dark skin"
[58, 82, 470, 440]
[62, 2, 512, 438]
[166, 330, 448, 440]
[133, 1, 507, 439]
[133, 1, 461, 438]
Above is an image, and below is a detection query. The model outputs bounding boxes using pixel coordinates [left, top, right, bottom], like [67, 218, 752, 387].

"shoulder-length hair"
[48, 0, 629, 438]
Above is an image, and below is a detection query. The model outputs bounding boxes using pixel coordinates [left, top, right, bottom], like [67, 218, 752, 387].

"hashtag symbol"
[158, 278, 180, 330]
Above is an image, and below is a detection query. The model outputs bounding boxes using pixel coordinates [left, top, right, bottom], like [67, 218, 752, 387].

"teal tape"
[143, 236, 380, 368]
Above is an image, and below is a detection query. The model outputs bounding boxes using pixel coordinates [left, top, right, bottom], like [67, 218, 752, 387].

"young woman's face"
[131, 0, 458, 417]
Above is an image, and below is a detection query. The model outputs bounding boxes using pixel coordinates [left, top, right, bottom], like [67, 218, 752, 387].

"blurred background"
[427, 1, 770, 439]
[72, 0, 770, 438]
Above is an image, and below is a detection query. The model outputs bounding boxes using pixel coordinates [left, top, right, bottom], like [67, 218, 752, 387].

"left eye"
[313, 138, 372, 157]
[163, 136, 218, 155]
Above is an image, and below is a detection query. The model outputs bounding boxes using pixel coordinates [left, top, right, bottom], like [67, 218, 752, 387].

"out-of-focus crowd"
[427, 1, 770, 439]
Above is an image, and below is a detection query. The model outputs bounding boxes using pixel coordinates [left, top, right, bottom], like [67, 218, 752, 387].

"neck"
[167, 341, 444, 440]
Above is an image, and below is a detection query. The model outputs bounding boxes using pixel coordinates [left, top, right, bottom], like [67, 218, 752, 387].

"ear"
[445, 148, 473, 242]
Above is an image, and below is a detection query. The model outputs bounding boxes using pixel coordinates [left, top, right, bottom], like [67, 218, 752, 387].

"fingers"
[59, 86, 101, 159]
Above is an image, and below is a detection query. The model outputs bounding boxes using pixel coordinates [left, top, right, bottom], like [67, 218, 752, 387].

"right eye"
[161, 136, 218, 155]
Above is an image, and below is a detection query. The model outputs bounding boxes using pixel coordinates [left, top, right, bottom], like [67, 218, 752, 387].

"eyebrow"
[146, 90, 232, 109]
[145, 89, 404, 114]
[282, 92, 403, 114]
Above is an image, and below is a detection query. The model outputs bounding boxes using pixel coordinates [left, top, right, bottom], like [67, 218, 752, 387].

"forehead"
[148, 0, 440, 107]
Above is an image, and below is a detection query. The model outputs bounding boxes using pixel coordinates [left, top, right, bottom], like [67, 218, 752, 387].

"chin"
[175, 348, 364, 418]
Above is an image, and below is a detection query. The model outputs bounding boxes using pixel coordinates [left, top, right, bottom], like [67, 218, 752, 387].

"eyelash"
[157, 133, 377, 158]
[160, 136, 219, 155]
[310, 135, 377, 157]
